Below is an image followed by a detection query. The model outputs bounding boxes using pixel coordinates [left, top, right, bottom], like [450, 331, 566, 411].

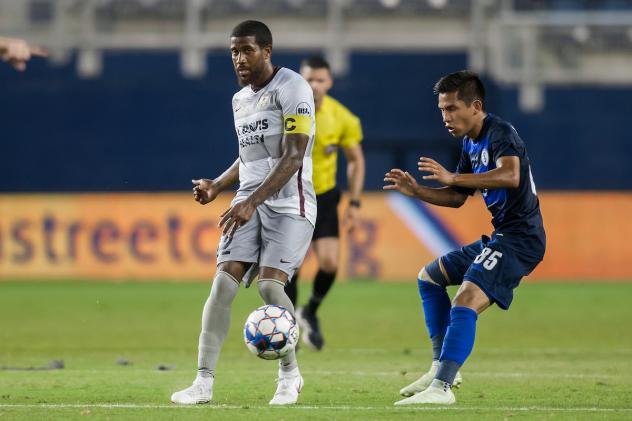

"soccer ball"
[243, 304, 298, 360]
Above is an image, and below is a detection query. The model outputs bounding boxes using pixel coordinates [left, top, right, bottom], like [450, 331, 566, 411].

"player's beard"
[236, 62, 264, 87]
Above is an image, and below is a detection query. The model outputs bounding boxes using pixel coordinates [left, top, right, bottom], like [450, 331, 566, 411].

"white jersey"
[232, 67, 317, 226]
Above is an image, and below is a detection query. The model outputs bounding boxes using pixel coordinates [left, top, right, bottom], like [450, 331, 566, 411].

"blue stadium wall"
[1, 52, 630, 191]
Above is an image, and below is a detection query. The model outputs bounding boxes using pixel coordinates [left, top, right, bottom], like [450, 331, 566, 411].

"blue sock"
[436, 306, 478, 384]
[417, 279, 452, 359]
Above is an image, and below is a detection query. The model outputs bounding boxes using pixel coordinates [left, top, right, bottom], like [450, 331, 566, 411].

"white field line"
[25, 369, 621, 380]
[304, 371, 619, 380]
[0, 403, 630, 412]
[341, 347, 632, 355]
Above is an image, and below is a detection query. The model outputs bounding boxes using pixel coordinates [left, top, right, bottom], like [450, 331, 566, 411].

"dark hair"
[231, 20, 272, 48]
[300, 56, 330, 71]
[434, 70, 485, 108]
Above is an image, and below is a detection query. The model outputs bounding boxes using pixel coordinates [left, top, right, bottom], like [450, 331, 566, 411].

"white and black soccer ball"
[243, 304, 298, 360]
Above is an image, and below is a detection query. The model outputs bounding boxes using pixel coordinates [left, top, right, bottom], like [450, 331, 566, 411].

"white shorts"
[216, 204, 314, 283]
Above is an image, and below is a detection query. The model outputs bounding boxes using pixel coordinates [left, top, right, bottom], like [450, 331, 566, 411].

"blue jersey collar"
[467, 113, 492, 143]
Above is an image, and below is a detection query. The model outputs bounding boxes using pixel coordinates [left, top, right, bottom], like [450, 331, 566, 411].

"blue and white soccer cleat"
[170, 376, 213, 405]
[399, 361, 462, 397]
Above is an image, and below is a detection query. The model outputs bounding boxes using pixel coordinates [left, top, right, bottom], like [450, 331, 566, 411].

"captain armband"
[283, 114, 312, 135]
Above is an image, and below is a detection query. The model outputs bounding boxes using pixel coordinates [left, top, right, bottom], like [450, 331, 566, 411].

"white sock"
[197, 271, 240, 378]
[430, 379, 451, 391]
[257, 279, 299, 373]
[194, 373, 213, 385]
[278, 366, 299, 378]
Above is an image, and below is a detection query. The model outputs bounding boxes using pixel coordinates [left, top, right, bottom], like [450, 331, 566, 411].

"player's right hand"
[383, 169, 419, 198]
[192, 179, 220, 205]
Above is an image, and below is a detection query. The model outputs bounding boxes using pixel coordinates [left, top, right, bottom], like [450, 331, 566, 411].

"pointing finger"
[222, 220, 232, 236]
[227, 220, 240, 239]
[219, 209, 232, 227]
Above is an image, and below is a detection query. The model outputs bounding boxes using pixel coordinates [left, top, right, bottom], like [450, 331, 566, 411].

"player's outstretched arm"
[0, 37, 48, 71]
[192, 158, 239, 205]
[218, 134, 308, 238]
[384, 169, 467, 208]
[419, 156, 520, 190]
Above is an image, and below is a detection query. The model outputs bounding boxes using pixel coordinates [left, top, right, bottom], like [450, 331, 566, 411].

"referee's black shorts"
[312, 187, 341, 240]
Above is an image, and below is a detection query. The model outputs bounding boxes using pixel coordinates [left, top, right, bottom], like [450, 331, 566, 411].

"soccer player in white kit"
[171, 20, 316, 406]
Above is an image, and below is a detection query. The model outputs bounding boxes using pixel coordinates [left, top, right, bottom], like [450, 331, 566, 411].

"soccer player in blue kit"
[384, 70, 546, 405]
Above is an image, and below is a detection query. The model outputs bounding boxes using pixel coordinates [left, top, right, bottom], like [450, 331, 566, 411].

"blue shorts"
[434, 231, 545, 310]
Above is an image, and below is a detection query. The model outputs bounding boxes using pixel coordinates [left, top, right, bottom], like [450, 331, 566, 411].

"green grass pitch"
[0, 280, 631, 420]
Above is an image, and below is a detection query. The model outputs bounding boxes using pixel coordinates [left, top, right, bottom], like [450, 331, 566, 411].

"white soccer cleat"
[399, 361, 462, 397]
[170, 376, 213, 405]
[269, 369, 303, 405]
[394, 383, 456, 406]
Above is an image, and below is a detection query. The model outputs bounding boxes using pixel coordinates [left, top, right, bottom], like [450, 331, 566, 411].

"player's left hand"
[383, 169, 419, 197]
[418, 157, 456, 186]
[219, 199, 256, 239]
[343, 205, 359, 233]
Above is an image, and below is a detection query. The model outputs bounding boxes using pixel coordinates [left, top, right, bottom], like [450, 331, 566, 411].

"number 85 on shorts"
[473, 247, 503, 270]
[456, 233, 544, 309]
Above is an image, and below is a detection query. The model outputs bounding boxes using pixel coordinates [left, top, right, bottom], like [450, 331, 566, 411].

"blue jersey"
[452, 114, 545, 236]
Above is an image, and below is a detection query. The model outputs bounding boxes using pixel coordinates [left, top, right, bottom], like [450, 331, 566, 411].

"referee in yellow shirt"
[285, 56, 365, 351]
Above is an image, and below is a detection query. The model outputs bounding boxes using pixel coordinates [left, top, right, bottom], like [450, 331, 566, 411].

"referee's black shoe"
[296, 307, 324, 350]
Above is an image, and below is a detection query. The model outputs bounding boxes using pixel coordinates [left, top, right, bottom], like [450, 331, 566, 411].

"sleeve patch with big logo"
[283, 114, 311, 135]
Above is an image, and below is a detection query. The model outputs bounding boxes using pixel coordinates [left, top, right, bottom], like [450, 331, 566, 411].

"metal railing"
[2, 0, 631, 110]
